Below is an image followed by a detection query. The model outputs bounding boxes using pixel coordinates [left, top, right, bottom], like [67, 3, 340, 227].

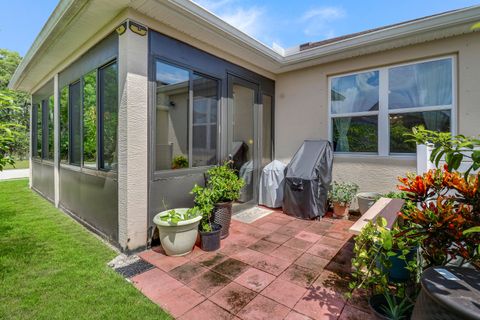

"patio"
[131, 209, 371, 319]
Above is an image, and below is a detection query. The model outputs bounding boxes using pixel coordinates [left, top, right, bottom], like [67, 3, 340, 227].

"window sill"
[333, 153, 416, 161]
[60, 163, 117, 180]
[152, 165, 215, 181]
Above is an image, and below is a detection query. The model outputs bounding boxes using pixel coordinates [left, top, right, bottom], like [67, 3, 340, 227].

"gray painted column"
[53, 74, 60, 207]
[117, 21, 149, 252]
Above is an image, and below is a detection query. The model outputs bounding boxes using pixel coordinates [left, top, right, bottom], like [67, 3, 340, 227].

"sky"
[1, 0, 479, 57]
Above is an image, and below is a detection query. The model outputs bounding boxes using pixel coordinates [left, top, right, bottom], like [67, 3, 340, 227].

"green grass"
[0, 179, 171, 320]
[3, 159, 29, 170]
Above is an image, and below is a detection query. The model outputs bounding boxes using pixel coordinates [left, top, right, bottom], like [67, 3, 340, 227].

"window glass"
[192, 74, 218, 167]
[331, 71, 379, 114]
[389, 59, 452, 109]
[155, 61, 190, 171]
[83, 70, 97, 168]
[100, 62, 118, 170]
[332, 116, 378, 152]
[70, 81, 81, 165]
[60, 87, 69, 162]
[390, 110, 451, 153]
[45, 96, 54, 160]
[35, 104, 42, 158]
[262, 95, 273, 166]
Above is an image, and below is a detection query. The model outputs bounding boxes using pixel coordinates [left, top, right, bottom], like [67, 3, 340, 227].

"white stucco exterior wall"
[117, 22, 149, 252]
[275, 32, 480, 195]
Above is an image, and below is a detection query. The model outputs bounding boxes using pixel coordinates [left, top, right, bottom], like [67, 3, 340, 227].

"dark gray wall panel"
[31, 160, 55, 202]
[149, 173, 205, 229]
[59, 167, 118, 241]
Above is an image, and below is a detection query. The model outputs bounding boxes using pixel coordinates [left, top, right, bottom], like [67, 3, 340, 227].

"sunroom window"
[329, 57, 454, 155]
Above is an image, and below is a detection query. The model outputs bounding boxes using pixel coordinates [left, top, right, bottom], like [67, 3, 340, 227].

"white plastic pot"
[153, 208, 202, 256]
[356, 192, 381, 215]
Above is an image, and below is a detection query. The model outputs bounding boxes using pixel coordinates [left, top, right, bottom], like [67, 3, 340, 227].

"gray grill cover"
[283, 140, 333, 219]
[259, 160, 286, 208]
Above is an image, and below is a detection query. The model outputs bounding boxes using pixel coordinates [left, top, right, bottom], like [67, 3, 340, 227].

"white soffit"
[9, 0, 480, 92]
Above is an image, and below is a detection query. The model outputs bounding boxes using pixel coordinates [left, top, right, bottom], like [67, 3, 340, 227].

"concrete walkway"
[0, 169, 29, 180]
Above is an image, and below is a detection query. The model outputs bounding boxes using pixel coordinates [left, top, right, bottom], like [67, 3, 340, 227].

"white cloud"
[301, 6, 346, 38]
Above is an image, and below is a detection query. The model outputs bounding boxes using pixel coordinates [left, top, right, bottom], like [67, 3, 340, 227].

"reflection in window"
[192, 74, 218, 167]
[70, 81, 81, 166]
[331, 71, 379, 114]
[36, 104, 42, 158]
[46, 97, 54, 160]
[390, 111, 451, 153]
[60, 87, 69, 162]
[332, 116, 378, 152]
[389, 59, 452, 109]
[100, 62, 118, 170]
[83, 70, 97, 168]
[155, 61, 190, 171]
[262, 95, 273, 166]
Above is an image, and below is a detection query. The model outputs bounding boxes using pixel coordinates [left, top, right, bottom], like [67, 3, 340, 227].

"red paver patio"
[131, 209, 370, 319]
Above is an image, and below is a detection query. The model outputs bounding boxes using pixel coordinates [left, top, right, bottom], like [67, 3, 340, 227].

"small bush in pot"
[191, 185, 222, 251]
[153, 208, 202, 256]
[328, 181, 359, 218]
[205, 161, 245, 239]
[171, 155, 188, 169]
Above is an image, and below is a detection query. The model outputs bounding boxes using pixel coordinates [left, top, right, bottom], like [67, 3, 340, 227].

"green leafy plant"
[0, 92, 19, 171]
[380, 294, 413, 320]
[172, 155, 189, 169]
[350, 217, 419, 295]
[159, 208, 201, 224]
[191, 185, 215, 232]
[328, 181, 359, 206]
[206, 161, 245, 203]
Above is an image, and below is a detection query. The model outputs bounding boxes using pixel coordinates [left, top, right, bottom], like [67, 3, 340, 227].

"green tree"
[0, 49, 30, 161]
[0, 92, 18, 170]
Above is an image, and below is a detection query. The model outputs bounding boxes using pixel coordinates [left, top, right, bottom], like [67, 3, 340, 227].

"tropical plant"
[191, 184, 215, 232]
[172, 155, 188, 169]
[159, 208, 201, 224]
[205, 161, 245, 203]
[0, 92, 19, 171]
[380, 294, 414, 320]
[328, 181, 359, 206]
[350, 217, 419, 295]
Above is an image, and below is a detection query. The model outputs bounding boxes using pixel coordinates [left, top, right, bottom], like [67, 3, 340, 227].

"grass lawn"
[3, 159, 29, 170]
[0, 179, 171, 320]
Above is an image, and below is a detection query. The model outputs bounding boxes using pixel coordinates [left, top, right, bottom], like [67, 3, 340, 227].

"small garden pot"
[333, 202, 349, 219]
[153, 208, 202, 256]
[199, 223, 222, 252]
[211, 201, 233, 239]
[357, 192, 381, 215]
[369, 294, 398, 320]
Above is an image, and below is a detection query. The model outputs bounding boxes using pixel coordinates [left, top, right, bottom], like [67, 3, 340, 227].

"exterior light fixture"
[116, 22, 127, 35]
[129, 21, 147, 36]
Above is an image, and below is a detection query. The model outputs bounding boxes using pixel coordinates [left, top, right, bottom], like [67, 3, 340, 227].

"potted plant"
[328, 181, 359, 218]
[153, 208, 202, 256]
[205, 161, 245, 239]
[191, 185, 222, 251]
[172, 155, 188, 169]
[369, 293, 413, 320]
[356, 192, 382, 215]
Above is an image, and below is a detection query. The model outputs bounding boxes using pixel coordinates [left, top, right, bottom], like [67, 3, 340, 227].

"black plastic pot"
[376, 247, 417, 283]
[369, 294, 391, 320]
[211, 201, 233, 239]
[200, 223, 222, 252]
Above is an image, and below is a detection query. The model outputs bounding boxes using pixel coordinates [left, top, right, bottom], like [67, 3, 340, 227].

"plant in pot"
[356, 192, 382, 215]
[191, 184, 222, 252]
[205, 161, 245, 239]
[328, 181, 359, 218]
[171, 155, 188, 169]
[153, 208, 202, 256]
[349, 217, 419, 319]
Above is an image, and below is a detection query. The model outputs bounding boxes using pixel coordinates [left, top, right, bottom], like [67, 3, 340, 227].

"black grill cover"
[283, 140, 333, 219]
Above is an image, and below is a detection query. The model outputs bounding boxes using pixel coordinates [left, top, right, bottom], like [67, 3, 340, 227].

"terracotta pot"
[333, 202, 349, 219]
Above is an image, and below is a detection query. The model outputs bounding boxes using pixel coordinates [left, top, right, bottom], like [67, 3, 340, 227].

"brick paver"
[132, 209, 370, 319]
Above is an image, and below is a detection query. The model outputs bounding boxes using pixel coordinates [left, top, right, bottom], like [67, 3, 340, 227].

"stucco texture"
[275, 32, 480, 194]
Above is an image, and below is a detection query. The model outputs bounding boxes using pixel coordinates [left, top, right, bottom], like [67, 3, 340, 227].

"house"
[9, 0, 480, 252]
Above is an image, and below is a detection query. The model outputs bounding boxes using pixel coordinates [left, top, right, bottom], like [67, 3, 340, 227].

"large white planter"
[153, 208, 202, 256]
[356, 192, 381, 215]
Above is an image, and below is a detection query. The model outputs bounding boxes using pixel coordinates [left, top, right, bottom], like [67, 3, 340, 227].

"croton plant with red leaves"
[397, 167, 480, 268]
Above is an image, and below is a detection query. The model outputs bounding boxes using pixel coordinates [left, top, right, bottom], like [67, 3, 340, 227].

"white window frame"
[328, 55, 456, 157]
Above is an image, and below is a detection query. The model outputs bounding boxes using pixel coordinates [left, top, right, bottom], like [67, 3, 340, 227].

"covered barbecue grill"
[283, 140, 333, 219]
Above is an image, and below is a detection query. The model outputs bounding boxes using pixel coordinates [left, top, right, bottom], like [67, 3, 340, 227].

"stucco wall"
[275, 32, 480, 194]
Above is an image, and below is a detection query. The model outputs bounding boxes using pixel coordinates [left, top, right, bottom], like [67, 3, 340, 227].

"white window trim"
[327, 55, 457, 157]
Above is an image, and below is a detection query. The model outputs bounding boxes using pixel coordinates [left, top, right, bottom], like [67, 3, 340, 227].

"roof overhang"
[9, 0, 480, 92]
